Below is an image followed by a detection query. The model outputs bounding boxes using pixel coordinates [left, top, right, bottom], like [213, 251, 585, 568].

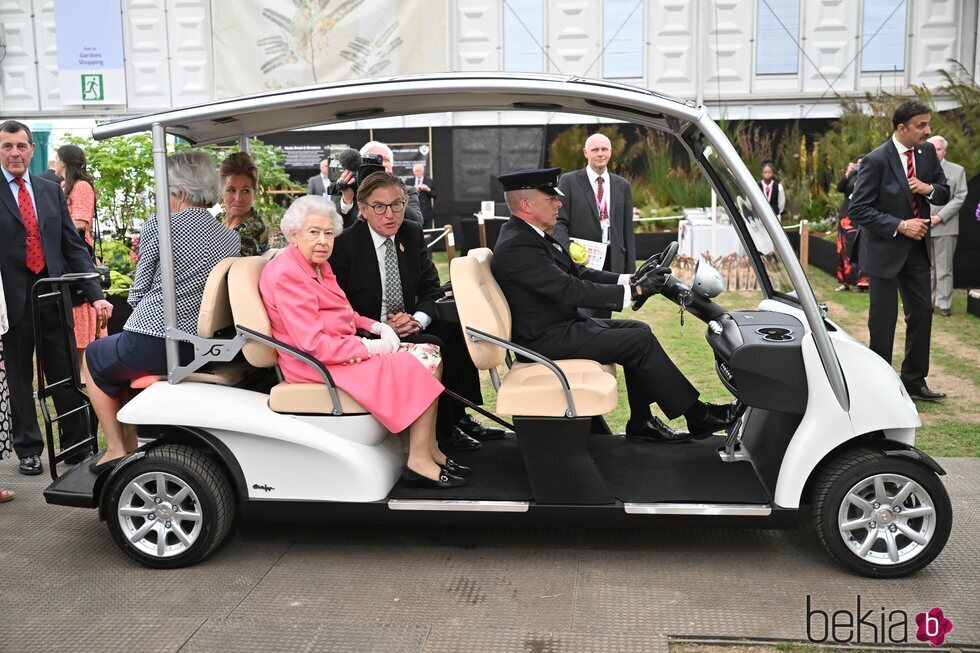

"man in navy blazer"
[1, 120, 113, 474]
[849, 102, 950, 401]
[329, 171, 501, 451]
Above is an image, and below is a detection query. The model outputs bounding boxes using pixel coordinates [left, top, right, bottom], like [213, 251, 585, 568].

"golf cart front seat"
[450, 248, 617, 504]
[226, 256, 368, 416]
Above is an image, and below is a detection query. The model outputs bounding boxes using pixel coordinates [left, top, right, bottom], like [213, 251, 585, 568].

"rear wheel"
[810, 447, 951, 578]
[104, 444, 235, 568]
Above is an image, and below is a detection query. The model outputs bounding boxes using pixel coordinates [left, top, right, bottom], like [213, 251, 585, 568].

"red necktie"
[596, 176, 608, 221]
[13, 177, 46, 274]
[904, 150, 919, 219]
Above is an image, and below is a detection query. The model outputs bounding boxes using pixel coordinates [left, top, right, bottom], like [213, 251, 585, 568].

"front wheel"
[104, 444, 235, 568]
[810, 447, 952, 578]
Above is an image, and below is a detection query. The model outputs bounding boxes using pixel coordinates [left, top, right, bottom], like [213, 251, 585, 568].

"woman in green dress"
[219, 151, 269, 256]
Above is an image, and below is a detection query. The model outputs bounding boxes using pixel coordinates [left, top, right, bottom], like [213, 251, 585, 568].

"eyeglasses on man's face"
[366, 200, 406, 215]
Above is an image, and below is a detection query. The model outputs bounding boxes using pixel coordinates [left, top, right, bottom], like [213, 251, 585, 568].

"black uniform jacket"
[848, 139, 949, 279]
[329, 218, 442, 323]
[491, 216, 623, 354]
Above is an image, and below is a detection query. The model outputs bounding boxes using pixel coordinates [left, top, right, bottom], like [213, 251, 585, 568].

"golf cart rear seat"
[227, 256, 368, 416]
[128, 257, 247, 388]
[450, 247, 617, 504]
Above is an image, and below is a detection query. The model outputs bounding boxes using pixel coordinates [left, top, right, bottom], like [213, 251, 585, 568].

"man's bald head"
[583, 133, 612, 175]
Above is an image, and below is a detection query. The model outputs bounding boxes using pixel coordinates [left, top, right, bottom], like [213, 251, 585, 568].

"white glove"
[371, 321, 401, 350]
[360, 337, 396, 356]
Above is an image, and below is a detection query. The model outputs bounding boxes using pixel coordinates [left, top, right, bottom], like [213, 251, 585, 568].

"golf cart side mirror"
[691, 260, 724, 299]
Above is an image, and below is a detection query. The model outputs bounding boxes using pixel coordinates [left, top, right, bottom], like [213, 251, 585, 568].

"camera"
[326, 149, 387, 196]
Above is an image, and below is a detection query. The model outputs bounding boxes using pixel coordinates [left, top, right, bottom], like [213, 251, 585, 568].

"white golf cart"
[40, 74, 950, 577]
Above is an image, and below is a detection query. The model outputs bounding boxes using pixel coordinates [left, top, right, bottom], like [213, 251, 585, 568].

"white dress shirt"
[586, 166, 611, 243]
[367, 225, 431, 329]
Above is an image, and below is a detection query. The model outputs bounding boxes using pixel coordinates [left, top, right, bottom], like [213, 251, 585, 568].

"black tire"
[810, 447, 952, 578]
[104, 444, 235, 568]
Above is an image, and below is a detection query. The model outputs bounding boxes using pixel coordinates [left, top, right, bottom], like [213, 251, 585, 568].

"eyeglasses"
[366, 200, 406, 215]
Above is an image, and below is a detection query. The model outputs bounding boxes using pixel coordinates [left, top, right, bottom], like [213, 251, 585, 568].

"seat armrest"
[235, 324, 345, 415]
[465, 327, 578, 418]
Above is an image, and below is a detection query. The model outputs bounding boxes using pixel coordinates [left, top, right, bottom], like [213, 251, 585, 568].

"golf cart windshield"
[701, 146, 797, 300]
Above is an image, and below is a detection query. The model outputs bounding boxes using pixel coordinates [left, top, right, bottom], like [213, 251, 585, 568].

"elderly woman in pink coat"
[259, 195, 468, 489]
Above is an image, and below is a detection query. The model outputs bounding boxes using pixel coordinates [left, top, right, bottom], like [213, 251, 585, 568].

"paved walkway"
[0, 456, 977, 652]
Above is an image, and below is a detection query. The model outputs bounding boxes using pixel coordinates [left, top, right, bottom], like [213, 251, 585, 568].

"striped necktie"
[904, 150, 919, 219]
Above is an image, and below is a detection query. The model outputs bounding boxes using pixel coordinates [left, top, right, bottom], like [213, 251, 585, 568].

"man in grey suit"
[553, 133, 635, 318]
[306, 158, 331, 196]
[927, 135, 967, 317]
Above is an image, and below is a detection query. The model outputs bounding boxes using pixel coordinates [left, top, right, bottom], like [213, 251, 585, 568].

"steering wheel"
[635, 241, 678, 279]
[631, 241, 678, 311]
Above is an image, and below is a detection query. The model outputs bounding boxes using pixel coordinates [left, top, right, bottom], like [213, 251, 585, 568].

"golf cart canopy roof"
[91, 73, 698, 145]
[90, 72, 848, 412]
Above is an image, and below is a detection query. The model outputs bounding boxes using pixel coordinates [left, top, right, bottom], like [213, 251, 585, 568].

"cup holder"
[756, 327, 794, 342]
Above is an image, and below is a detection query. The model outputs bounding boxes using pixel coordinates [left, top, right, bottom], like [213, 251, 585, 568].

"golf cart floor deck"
[389, 434, 769, 504]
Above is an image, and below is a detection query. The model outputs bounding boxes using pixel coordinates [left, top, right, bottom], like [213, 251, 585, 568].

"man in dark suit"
[332, 141, 423, 228]
[407, 163, 436, 229]
[330, 171, 501, 450]
[306, 158, 331, 197]
[491, 168, 736, 442]
[849, 102, 950, 401]
[0, 120, 113, 474]
[553, 133, 636, 319]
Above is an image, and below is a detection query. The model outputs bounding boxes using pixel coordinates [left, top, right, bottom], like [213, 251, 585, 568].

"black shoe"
[440, 426, 482, 451]
[687, 402, 739, 439]
[905, 385, 946, 401]
[440, 458, 472, 477]
[89, 456, 122, 475]
[938, 308, 952, 317]
[402, 467, 467, 489]
[18, 455, 42, 476]
[456, 414, 506, 440]
[625, 417, 692, 443]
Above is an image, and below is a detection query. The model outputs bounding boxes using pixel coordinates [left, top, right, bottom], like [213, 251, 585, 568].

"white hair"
[167, 151, 221, 207]
[360, 140, 393, 161]
[280, 196, 343, 242]
[927, 135, 947, 149]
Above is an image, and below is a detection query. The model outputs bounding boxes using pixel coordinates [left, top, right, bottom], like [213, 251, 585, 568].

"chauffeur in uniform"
[491, 168, 737, 442]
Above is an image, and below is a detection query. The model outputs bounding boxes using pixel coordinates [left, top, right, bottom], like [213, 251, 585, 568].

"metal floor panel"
[0, 456, 977, 652]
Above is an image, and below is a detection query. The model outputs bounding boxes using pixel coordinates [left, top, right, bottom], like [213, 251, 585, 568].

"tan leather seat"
[130, 257, 246, 388]
[450, 248, 617, 418]
[227, 256, 368, 415]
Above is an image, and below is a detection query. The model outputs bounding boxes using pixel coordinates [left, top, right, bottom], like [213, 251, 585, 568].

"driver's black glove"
[630, 266, 671, 309]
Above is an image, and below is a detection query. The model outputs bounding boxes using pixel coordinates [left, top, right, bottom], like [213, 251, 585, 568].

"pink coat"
[259, 244, 443, 433]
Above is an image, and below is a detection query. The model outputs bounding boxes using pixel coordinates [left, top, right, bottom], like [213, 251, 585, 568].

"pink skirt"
[72, 303, 108, 349]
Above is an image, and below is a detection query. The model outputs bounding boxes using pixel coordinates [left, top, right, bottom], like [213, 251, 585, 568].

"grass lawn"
[432, 252, 979, 458]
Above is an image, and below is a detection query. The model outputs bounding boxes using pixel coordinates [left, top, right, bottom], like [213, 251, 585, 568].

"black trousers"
[403, 318, 483, 438]
[2, 272, 87, 459]
[539, 319, 699, 421]
[868, 239, 932, 388]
